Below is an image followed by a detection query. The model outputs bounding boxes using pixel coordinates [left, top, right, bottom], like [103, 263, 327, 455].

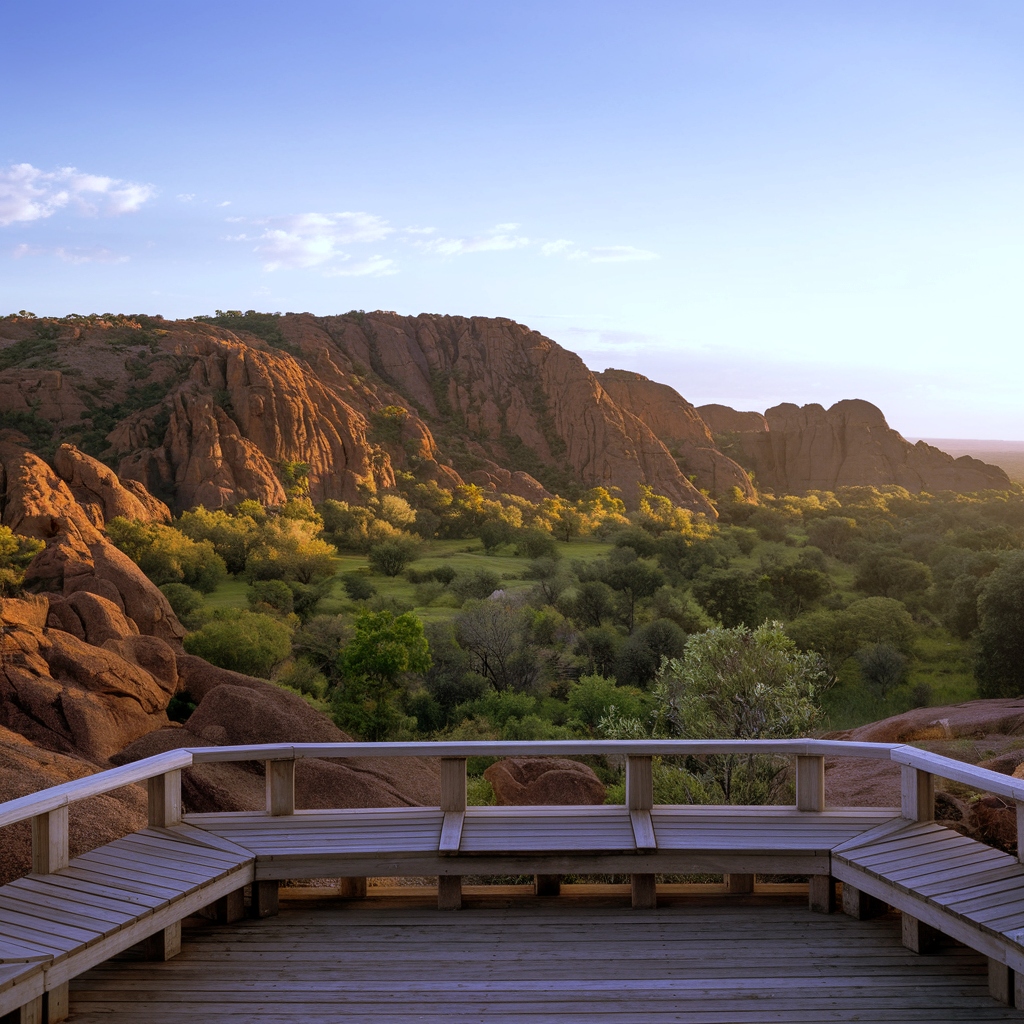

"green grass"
[202, 536, 615, 623]
[202, 578, 249, 610]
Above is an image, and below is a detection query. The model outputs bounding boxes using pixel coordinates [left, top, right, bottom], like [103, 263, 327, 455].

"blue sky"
[2, 1, 1023, 438]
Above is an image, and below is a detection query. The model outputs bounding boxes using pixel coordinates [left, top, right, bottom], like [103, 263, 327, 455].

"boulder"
[0, 620, 172, 762]
[0, 725, 146, 885]
[65, 590, 139, 645]
[834, 699, 1024, 744]
[484, 757, 606, 805]
[53, 443, 171, 525]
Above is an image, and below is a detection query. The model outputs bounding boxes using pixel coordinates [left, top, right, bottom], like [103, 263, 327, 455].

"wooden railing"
[4, 738, 1024, 871]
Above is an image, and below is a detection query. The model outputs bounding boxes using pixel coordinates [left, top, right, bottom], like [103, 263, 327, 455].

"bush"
[248, 579, 294, 616]
[245, 517, 337, 583]
[159, 582, 207, 629]
[107, 518, 228, 593]
[277, 659, 329, 699]
[342, 572, 377, 601]
[976, 552, 1024, 697]
[566, 674, 644, 733]
[451, 568, 502, 601]
[855, 642, 908, 696]
[368, 538, 418, 577]
[514, 528, 558, 559]
[0, 525, 44, 596]
[183, 610, 292, 678]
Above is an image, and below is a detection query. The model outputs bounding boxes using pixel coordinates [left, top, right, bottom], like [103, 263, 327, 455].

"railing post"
[795, 755, 825, 812]
[797, 754, 831, 912]
[148, 770, 182, 828]
[626, 755, 656, 909]
[439, 758, 466, 910]
[900, 768, 940, 952]
[31, 805, 68, 875]
[1016, 801, 1024, 864]
[266, 759, 295, 816]
[901, 766, 934, 822]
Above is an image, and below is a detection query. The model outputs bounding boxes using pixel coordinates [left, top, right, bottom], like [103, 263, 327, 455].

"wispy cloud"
[0, 163, 156, 226]
[12, 242, 129, 264]
[542, 239, 659, 263]
[323, 255, 398, 278]
[250, 211, 394, 271]
[417, 223, 530, 256]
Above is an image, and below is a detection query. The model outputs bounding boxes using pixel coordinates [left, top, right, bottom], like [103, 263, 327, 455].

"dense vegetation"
[100, 474, 1024, 799]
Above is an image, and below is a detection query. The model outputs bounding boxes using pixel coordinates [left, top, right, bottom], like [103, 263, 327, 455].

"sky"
[2, 1, 1023, 439]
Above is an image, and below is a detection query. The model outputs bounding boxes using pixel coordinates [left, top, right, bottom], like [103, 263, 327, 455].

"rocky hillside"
[700, 399, 1010, 495]
[0, 438, 439, 882]
[0, 312, 1009, 513]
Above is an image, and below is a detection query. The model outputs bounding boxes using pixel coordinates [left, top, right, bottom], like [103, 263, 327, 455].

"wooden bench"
[0, 755, 254, 1023]
[832, 751, 1024, 1009]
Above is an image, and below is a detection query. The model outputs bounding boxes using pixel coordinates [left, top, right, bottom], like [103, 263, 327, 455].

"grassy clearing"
[203, 536, 616, 623]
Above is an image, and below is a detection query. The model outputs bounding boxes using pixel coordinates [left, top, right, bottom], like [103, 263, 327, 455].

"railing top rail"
[186, 738, 900, 762]
[4, 739, 1024, 829]
[0, 749, 193, 829]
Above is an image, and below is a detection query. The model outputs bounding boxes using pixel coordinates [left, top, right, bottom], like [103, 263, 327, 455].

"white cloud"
[254, 211, 394, 271]
[589, 245, 659, 263]
[418, 223, 530, 256]
[0, 163, 156, 226]
[176, 193, 195, 202]
[323, 255, 398, 278]
[541, 239, 658, 263]
[12, 242, 129, 264]
[403, 225, 435, 235]
[217, 200, 232, 207]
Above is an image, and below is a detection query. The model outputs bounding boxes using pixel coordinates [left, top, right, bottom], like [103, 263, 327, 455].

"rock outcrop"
[597, 370, 756, 500]
[698, 400, 1009, 495]
[484, 757, 606, 805]
[54, 444, 171, 525]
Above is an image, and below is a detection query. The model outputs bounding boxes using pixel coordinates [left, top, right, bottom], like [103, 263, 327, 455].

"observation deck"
[2, 739, 1024, 1022]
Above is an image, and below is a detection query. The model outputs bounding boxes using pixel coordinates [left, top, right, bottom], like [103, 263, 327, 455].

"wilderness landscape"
[3, 309, 1024, 881]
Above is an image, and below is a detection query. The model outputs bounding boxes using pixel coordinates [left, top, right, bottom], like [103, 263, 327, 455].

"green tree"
[976, 553, 1024, 698]
[651, 623, 827, 804]
[182, 610, 292, 678]
[691, 566, 767, 628]
[0, 525, 44, 596]
[566, 674, 644, 734]
[368, 538, 418, 577]
[107, 517, 227, 592]
[334, 610, 431, 741]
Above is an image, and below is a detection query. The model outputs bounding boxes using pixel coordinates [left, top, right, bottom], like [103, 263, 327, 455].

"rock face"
[0, 314, 717, 514]
[698, 400, 1009, 495]
[54, 444, 171, 525]
[0, 725, 147, 884]
[484, 757, 607, 805]
[597, 370, 756, 500]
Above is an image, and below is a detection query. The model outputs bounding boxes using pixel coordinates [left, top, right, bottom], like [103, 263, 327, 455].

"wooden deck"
[65, 890, 1023, 1023]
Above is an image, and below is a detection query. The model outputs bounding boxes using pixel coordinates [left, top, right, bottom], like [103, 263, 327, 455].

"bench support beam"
[252, 880, 279, 917]
[43, 984, 67, 1024]
[203, 887, 245, 924]
[902, 913, 941, 954]
[808, 875, 835, 914]
[438, 875, 462, 910]
[143, 920, 181, 961]
[339, 877, 367, 898]
[725, 873, 754, 894]
[841, 882, 886, 920]
[989, 959, 1013, 1005]
[534, 874, 561, 897]
[631, 873, 657, 909]
[12, 996, 43, 1024]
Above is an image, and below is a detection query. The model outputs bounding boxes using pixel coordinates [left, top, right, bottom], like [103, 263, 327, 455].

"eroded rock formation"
[698, 399, 1009, 495]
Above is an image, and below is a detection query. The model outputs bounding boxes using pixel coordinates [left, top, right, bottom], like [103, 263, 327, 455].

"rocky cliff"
[0, 439, 439, 882]
[0, 313, 716, 514]
[0, 313, 1010, 509]
[698, 399, 1010, 495]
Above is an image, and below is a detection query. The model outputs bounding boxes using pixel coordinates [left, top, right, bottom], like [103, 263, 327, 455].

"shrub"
[566, 674, 644, 733]
[368, 538, 418, 577]
[451, 568, 502, 601]
[159, 582, 207, 629]
[248, 579, 294, 616]
[342, 572, 377, 601]
[107, 517, 227, 592]
[183, 610, 292, 678]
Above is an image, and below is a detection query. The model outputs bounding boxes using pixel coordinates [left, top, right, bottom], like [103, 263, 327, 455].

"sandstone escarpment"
[699, 399, 1010, 495]
[597, 370, 756, 500]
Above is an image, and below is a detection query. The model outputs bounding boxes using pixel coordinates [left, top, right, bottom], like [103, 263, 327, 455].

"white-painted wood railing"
[5, 738, 1024, 872]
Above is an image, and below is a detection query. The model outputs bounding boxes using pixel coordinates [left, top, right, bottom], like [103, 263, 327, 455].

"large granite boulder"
[484, 757, 606, 805]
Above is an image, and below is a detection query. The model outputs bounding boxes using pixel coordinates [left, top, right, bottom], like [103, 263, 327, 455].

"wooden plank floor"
[65, 891, 1023, 1023]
